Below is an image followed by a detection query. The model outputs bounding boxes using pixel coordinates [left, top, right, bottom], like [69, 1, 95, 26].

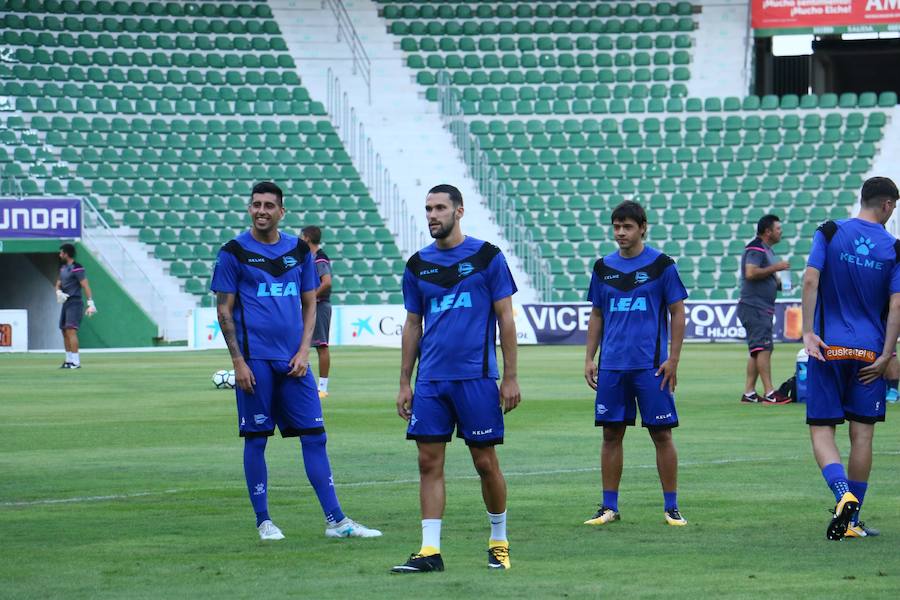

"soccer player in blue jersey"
[391, 184, 520, 573]
[211, 181, 381, 541]
[583, 201, 689, 527]
[801, 176, 900, 540]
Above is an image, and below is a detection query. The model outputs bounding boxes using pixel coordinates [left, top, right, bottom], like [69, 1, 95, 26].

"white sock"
[421, 519, 441, 552]
[65, 352, 73, 363]
[488, 511, 507, 542]
[71, 352, 80, 366]
[318, 377, 329, 392]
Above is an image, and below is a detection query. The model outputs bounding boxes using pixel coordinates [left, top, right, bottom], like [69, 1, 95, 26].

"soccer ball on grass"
[212, 369, 236, 389]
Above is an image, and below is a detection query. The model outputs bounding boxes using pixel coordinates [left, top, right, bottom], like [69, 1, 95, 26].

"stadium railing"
[436, 71, 551, 301]
[322, 0, 372, 104]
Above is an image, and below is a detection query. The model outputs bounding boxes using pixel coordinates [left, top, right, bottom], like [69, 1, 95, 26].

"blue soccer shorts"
[595, 369, 679, 430]
[407, 378, 504, 447]
[806, 353, 886, 425]
[234, 359, 325, 438]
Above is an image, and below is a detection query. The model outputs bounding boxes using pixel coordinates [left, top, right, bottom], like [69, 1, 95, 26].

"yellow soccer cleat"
[826, 492, 859, 541]
[487, 540, 510, 570]
[845, 521, 878, 539]
[584, 505, 620, 526]
[664, 508, 688, 526]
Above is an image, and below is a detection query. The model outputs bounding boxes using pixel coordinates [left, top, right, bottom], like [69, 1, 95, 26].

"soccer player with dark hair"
[391, 184, 520, 573]
[211, 181, 380, 541]
[802, 176, 900, 540]
[301, 225, 333, 399]
[55, 242, 97, 369]
[738, 214, 791, 403]
[583, 200, 689, 527]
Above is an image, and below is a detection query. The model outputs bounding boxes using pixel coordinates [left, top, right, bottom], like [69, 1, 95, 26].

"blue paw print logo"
[854, 236, 875, 256]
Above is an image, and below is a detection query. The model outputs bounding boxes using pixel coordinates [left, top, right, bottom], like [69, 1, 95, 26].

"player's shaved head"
[251, 181, 284, 206]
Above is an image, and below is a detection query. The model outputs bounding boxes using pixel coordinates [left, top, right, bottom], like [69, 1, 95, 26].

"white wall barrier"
[0, 309, 29, 352]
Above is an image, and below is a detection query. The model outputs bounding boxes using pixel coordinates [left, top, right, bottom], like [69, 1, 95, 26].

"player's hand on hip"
[803, 332, 828, 362]
[287, 349, 309, 377]
[56, 290, 69, 304]
[500, 376, 521, 414]
[234, 359, 256, 394]
[656, 359, 678, 393]
[859, 355, 890, 384]
[397, 384, 413, 420]
[585, 359, 598, 390]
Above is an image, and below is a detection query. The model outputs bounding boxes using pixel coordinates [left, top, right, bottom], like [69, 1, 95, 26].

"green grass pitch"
[2, 344, 899, 598]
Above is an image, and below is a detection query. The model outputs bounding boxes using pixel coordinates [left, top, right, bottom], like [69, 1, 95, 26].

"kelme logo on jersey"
[609, 296, 647, 312]
[458, 262, 474, 277]
[430, 291, 473, 313]
[840, 236, 884, 270]
[282, 255, 297, 268]
[257, 282, 299, 297]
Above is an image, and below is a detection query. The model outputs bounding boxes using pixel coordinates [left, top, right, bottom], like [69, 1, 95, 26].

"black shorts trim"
[844, 411, 885, 425]
[595, 419, 636, 428]
[281, 426, 326, 438]
[464, 437, 503, 448]
[643, 422, 679, 431]
[240, 430, 275, 438]
[407, 433, 453, 444]
[807, 417, 844, 426]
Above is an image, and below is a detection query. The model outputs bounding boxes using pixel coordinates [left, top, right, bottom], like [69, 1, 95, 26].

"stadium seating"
[0, 0, 403, 305]
[378, 1, 893, 301]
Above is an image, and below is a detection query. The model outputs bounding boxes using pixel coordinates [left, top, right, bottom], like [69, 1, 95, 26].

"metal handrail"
[79, 196, 169, 337]
[322, 0, 372, 104]
[326, 68, 425, 258]
[435, 72, 552, 301]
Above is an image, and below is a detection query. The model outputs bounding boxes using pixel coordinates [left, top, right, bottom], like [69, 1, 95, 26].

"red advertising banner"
[752, 0, 900, 34]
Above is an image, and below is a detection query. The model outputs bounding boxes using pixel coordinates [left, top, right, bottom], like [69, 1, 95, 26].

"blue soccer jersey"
[587, 246, 688, 370]
[807, 218, 900, 354]
[403, 236, 517, 381]
[210, 231, 319, 361]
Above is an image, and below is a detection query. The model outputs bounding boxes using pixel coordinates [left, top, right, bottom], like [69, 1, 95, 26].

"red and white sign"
[752, 0, 900, 31]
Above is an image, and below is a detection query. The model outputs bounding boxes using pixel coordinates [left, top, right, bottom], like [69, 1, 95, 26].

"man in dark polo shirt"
[56, 243, 97, 369]
[738, 215, 791, 403]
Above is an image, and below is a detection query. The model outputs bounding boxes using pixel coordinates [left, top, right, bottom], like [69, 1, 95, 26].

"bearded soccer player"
[802, 176, 900, 540]
[583, 201, 689, 527]
[391, 184, 520, 573]
[211, 181, 381, 541]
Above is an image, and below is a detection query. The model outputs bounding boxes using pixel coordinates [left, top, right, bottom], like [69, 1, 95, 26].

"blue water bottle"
[795, 348, 808, 403]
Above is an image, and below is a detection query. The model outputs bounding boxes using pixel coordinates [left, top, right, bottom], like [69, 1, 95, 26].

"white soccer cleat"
[257, 520, 285, 540]
[325, 517, 382, 538]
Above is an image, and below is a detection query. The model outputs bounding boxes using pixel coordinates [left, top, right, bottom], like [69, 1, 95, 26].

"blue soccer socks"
[243, 437, 270, 526]
[300, 433, 345, 526]
[603, 490, 619, 513]
[848, 480, 868, 524]
[663, 491, 678, 512]
[822, 463, 850, 502]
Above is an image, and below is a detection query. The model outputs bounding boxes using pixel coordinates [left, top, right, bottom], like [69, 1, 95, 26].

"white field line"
[4, 452, 899, 508]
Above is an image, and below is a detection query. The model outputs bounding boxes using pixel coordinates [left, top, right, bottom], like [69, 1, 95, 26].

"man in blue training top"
[583, 200, 689, 527]
[391, 184, 520, 573]
[802, 176, 900, 540]
[211, 181, 381, 541]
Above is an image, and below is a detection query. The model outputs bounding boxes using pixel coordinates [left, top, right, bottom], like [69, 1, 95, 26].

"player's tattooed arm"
[216, 292, 242, 360]
[217, 292, 255, 393]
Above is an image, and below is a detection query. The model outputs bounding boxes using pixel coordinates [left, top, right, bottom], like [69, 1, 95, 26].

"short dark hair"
[301, 225, 322, 245]
[427, 184, 463, 207]
[756, 214, 780, 236]
[251, 181, 283, 206]
[60, 243, 76, 258]
[860, 176, 899, 208]
[611, 200, 647, 227]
